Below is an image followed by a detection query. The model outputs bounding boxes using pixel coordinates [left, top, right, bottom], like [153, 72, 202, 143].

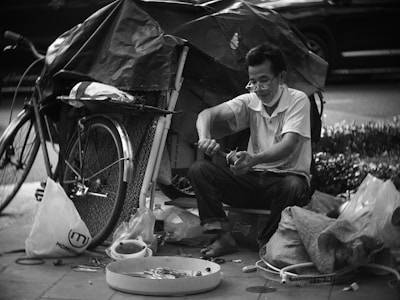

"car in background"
[254, 0, 400, 75]
[1, 0, 399, 92]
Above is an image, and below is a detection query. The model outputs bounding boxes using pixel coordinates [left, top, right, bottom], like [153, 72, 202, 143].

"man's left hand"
[230, 151, 255, 175]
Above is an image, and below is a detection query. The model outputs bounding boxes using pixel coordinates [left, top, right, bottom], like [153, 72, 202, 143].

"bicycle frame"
[3, 30, 56, 180]
[31, 83, 54, 178]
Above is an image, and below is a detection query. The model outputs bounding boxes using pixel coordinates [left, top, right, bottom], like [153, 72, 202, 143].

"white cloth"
[226, 85, 311, 178]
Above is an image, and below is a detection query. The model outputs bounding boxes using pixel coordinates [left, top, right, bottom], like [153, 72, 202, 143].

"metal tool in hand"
[194, 142, 239, 165]
[218, 148, 239, 165]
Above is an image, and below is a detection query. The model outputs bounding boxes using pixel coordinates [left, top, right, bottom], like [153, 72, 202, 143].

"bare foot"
[200, 232, 238, 258]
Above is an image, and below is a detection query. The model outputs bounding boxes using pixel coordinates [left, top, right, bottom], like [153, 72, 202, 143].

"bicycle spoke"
[81, 128, 120, 182]
[0, 108, 40, 212]
[85, 157, 128, 181]
[64, 159, 81, 179]
[17, 119, 35, 163]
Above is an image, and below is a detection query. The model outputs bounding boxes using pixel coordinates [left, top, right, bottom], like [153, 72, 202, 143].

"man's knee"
[187, 160, 212, 181]
[188, 160, 205, 176]
[281, 175, 305, 190]
[281, 175, 310, 206]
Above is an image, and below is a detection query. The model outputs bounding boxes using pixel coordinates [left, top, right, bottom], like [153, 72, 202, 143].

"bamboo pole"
[138, 45, 189, 208]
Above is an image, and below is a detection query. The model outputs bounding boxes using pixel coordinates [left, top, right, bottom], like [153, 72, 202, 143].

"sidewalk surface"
[1, 184, 399, 300]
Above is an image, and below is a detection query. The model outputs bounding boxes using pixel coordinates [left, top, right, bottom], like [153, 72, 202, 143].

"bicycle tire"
[0, 108, 40, 212]
[62, 116, 127, 248]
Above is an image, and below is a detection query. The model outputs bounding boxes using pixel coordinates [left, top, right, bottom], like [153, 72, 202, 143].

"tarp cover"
[40, 0, 327, 108]
[39, 0, 186, 103]
[138, 0, 327, 94]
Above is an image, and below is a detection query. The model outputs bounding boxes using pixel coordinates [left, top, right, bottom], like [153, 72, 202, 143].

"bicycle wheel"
[62, 116, 127, 248]
[0, 108, 40, 212]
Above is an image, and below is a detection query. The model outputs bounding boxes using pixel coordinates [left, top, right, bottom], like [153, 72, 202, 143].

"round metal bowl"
[106, 256, 221, 296]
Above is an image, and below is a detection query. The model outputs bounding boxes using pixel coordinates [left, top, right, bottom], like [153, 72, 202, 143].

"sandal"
[200, 233, 238, 258]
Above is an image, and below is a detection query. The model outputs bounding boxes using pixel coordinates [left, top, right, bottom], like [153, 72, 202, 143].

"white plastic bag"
[25, 177, 92, 257]
[106, 207, 157, 259]
[339, 174, 383, 223]
[368, 180, 400, 248]
[163, 206, 205, 243]
[338, 174, 400, 249]
[109, 207, 156, 246]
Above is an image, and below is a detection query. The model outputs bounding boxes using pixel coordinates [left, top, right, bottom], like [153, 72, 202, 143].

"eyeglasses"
[245, 76, 276, 92]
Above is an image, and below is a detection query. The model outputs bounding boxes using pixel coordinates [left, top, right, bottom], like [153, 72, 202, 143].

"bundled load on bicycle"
[1, 0, 327, 252]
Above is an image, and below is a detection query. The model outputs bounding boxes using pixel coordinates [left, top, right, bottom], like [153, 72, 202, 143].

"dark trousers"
[187, 159, 310, 248]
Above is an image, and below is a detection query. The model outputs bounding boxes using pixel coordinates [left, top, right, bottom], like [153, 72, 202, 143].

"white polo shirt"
[226, 85, 311, 179]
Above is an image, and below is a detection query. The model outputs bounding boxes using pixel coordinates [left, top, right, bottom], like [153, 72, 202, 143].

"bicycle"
[0, 31, 187, 248]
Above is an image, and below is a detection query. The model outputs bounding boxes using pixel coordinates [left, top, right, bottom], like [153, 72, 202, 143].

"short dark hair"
[245, 43, 286, 75]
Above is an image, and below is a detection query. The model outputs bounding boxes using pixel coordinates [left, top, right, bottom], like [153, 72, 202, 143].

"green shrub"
[312, 116, 400, 195]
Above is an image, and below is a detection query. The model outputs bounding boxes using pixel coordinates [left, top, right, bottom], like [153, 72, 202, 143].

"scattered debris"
[343, 282, 359, 292]
[88, 257, 108, 268]
[242, 265, 257, 273]
[72, 266, 101, 272]
[70, 257, 109, 272]
[15, 257, 45, 265]
[121, 267, 206, 279]
[246, 286, 277, 293]
[200, 257, 226, 264]
[53, 259, 63, 266]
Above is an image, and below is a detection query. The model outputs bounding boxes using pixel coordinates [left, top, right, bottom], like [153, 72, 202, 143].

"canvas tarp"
[40, 0, 327, 105]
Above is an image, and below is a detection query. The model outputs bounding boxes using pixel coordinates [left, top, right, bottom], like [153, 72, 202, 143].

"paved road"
[322, 75, 400, 126]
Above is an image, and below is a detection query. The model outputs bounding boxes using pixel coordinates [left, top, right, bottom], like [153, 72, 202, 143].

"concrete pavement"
[1, 183, 400, 300]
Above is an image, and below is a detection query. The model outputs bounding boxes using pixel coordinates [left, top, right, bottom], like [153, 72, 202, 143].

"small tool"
[200, 256, 226, 264]
[242, 265, 257, 273]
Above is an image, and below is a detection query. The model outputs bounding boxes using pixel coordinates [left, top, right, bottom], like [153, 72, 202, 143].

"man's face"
[247, 60, 280, 106]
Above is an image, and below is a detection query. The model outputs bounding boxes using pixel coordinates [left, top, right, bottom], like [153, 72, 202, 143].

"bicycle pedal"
[35, 188, 44, 202]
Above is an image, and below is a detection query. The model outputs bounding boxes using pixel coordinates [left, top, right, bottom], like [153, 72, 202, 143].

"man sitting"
[188, 43, 311, 258]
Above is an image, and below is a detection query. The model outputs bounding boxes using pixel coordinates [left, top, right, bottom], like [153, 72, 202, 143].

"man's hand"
[197, 138, 221, 156]
[230, 151, 255, 175]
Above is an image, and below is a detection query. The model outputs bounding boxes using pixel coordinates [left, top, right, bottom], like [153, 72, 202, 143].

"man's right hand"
[197, 138, 221, 156]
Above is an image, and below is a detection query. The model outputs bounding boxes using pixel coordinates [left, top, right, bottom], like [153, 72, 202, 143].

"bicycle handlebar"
[4, 30, 45, 60]
[4, 31, 24, 43]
